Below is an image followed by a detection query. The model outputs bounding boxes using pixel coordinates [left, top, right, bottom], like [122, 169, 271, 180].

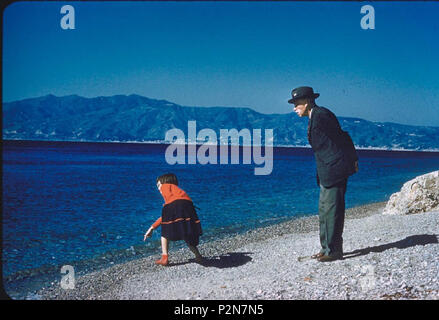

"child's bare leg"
[155, 237, 169, 266]
[161, 237, 169, 255]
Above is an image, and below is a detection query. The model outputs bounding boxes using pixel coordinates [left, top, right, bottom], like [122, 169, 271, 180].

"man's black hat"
[288, 86, 320, 104]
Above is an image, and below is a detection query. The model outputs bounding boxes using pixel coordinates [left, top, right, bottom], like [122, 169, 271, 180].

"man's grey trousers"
[318, 179, 347, 256]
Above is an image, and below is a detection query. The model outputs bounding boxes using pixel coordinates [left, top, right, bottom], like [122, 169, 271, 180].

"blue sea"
[3, 140, 439, 295]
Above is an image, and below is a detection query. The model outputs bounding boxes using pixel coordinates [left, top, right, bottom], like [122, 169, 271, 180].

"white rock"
[383, 171, 439, 215]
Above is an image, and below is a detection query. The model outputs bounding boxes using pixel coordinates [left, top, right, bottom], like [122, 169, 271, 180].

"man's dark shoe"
[311, 252, 324, 259]
[317, 253, 343, 262]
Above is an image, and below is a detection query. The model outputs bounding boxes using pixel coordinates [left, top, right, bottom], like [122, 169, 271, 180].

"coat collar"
[160, 183, 192, 205]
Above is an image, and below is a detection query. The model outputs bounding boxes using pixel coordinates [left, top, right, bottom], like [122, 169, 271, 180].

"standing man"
[289, 86, 358, 262]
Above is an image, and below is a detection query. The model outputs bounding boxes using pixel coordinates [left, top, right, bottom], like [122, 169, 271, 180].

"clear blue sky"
[3, 1, 439, 126]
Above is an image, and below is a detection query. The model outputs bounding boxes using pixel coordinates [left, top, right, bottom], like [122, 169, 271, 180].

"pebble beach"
[34, 201, 439, 300]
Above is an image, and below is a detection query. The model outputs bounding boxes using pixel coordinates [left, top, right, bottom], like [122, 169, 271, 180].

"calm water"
[3, 140, 439, 291]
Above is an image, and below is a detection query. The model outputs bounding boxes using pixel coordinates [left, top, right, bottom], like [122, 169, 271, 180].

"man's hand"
[143, 227, 153, 241]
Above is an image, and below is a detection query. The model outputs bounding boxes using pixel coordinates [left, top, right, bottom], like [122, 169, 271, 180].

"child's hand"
[143, 227, 153, 241]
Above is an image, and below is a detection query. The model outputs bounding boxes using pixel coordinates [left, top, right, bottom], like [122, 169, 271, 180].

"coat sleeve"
[310, 113, 341, 161]
[311, 110, 359, 183]
[310, 125, 332, 153]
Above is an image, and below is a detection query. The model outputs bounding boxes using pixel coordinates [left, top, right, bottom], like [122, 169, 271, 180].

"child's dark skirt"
[161, 199, 202, 246]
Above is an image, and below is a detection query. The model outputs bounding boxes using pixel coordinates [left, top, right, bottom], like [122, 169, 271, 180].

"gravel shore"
[37, 201, 439, 300]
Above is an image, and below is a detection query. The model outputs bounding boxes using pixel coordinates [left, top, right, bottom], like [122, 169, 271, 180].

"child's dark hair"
[157, 173, 178, 186]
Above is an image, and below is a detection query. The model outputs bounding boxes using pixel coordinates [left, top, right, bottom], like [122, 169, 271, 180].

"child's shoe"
[155, 254, 168, 266]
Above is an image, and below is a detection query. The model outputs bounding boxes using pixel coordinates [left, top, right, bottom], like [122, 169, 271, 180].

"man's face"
[293, 99, 309, 117]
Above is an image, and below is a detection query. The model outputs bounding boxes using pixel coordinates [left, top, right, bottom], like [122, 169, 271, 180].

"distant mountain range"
[3, 94, 439, 150]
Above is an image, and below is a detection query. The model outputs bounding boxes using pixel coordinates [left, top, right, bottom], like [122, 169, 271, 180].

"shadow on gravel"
[170, 252, 253, 269]
[343, 234, 438, 260]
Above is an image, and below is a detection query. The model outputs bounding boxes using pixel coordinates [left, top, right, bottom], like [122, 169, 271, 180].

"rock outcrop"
[383, 171, 439, 215]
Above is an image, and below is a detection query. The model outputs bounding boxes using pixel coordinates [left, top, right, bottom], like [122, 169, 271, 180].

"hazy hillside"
[3, 94, 439, 150]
